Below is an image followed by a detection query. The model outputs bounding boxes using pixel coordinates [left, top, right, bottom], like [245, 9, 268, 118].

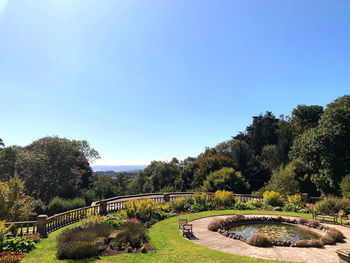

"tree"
[261, 145, 280, 171]
[192, 154, 236, 189]
[340, 175, 350, 199]
[215, 139, 252, 173]
[290, 95, 350, 194]
[0, 174, 35, 221]
[73, 140, 100, 163]
[0, 146, 22, 182]
[0, 138, 4, 148]
[16, 137, 93, 202]
[131, 158, 181, 193]
[276, 117, 294, 164]
[201, 167, 249, 193]
[264, 165, 300, 195]
[246, 111, 279, 156]
[291, 105, 323, 135]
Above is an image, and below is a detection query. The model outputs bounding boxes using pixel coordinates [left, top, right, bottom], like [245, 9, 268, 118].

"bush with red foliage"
[0, 252, 25, 263]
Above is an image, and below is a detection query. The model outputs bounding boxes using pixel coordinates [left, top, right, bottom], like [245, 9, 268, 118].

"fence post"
[37, 215, 48, 238]
[100, 201, 108, 215]
[163, 193, 170, 202]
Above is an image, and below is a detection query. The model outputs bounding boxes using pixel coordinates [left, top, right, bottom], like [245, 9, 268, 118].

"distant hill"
[91, 165, 147, 172]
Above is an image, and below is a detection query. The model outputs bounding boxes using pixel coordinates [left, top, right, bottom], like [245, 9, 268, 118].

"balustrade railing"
[5, 192, 308, 238]
[5, 221, 37, 237]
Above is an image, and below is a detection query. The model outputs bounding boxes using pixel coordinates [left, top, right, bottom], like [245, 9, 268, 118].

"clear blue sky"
[0, 0, 349, 165]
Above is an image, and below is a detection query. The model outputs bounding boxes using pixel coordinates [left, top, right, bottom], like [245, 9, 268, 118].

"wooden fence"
[4, 192, 292, 237]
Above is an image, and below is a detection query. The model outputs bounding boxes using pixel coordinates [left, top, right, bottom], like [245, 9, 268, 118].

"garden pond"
[228, 223, 321, 242]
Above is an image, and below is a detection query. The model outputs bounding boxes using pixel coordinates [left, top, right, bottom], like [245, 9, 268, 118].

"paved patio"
[189, 214, 350, 263]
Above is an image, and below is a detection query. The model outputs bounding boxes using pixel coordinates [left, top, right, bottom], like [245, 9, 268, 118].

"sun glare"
[0, 0, 8, 16]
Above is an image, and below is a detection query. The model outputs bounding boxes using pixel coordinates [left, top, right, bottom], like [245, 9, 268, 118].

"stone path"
[189, 214, 350, 263]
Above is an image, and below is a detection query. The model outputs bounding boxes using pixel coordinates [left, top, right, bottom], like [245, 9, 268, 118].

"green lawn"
[22, 210, 311, 263]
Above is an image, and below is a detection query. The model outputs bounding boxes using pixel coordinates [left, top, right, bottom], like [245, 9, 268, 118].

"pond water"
[228, 223, 321, 242]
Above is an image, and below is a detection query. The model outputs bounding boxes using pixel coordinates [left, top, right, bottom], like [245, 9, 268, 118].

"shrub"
[0, 222, 10, 247]
[320, 235, 336, 245]
[294, 240, 309, 247]
[213, 190, 235, 208]
[287, 194, 302, 206]
[170, 197, 193, 213]
[307, 219, 320, 228]
[22, 234, 41, 243]
[315, 196, 350, 215]
[246, 200, 263, 208]
[193, 193, 209, 208]
[1, 237, 36, 253]
[201, 168, 249, 193]
[207, 219, 223, 231]
[246, 233, 271, 247]
[263, 191, 284, 207]
[233, 201, 251, 210]
[298, 218, 308, 225]
[293, 239, 323, 248]
[48, 197, 86, 215]
[299, 209, 309, 214]
[0, 252, 25, 263]
[327, 228, 345, 242]
[340, 174, 350, 199]
[315, 196, 341, 215]
[272, 206, 282, 211]
[282, 204, 300, 212]
[113, 221, 148, 249]
[310, 239, 324, 248]
[339, 198, 350, 215]
[57, 223, 114, 246]
[124, 198, 158, 223]
[56, 241, 98, 260]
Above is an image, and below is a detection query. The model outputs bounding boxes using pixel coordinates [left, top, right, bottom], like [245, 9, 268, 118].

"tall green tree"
[290, 95, 350, 194]
[246, 111, 279, 156]
[291, 105, 323, 135]
[0, 146, 22, 181]
[73, 140, 100, 163]
[16, 137, 93, 202]
[202, 167, 249, 193]
[0, 174, 35, 221]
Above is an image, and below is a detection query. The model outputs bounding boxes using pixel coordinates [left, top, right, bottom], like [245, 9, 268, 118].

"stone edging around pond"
[208, 214, 345, 248]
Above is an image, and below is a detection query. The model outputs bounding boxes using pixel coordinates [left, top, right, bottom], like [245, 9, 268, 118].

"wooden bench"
[312, 212, 337, 224]
[179, 217, 193, 236]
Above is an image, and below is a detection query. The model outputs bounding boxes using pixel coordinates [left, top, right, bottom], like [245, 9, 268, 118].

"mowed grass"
[23, 210, 311, 263]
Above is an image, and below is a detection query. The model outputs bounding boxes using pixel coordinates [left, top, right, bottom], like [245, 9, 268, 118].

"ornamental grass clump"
[207, 214, 245, 231]
[327, 228, 345, 242]
[207, 219, 223, 232]
[246, 233, 271, 247]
